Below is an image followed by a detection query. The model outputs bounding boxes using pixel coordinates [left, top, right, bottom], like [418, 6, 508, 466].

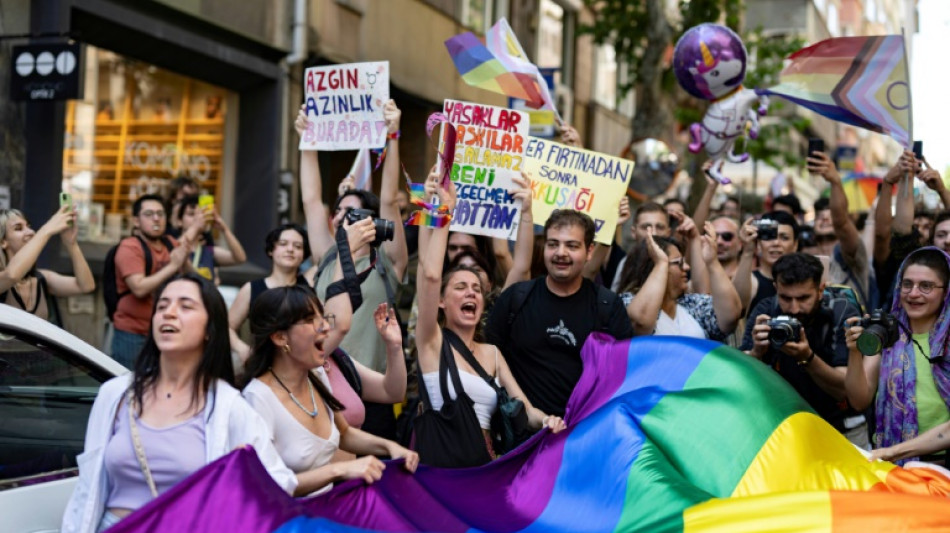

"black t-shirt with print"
[486, 277, 633, 417]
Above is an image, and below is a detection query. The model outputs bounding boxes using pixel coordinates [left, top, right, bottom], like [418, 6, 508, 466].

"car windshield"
[0, 329, 113, 489]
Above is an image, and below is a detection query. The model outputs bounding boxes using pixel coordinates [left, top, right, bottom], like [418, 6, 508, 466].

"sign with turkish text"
[299, 61, 390, 151]
[525, 138, 632, 245]
[440, 99, 530, 240]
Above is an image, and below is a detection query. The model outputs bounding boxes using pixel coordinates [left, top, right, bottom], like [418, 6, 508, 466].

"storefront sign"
[441, 99, 529, 240]
[11, 43, 82, 101]
[525, 138, 632, 245]
[299, 61, 390, 151]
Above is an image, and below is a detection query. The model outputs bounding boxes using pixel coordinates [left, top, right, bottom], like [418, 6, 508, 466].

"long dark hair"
[243, 285, 344, 411]
[617, 236, 682, 294]
[445, 232, 502, 287]
[131, 272, 234, 418]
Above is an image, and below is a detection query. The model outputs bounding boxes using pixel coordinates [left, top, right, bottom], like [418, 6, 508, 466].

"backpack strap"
[443, 328, 497, 390]
[507, 278, 540, 327]
[34, 271, 64, 328]
[594, 283, 615, 332]
[314, 248, 339, 286]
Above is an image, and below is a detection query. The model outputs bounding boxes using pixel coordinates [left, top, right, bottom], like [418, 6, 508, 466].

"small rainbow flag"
[759, 35, 912, 147]
[110, 336, 950, 533]
[348, 148, 373, 191]
[445, 18, 553, 111]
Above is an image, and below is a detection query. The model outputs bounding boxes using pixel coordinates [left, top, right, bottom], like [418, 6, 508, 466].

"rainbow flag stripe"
[111, 336, 950, 533]
[444, 20, 549, 109]
[760, 35, 911, 147]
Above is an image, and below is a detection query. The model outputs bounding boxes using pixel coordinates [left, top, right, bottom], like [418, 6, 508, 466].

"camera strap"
[325, 225, 375, 312]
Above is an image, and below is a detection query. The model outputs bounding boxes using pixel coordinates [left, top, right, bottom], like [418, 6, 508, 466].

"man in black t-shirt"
[486, 210, 634, 417]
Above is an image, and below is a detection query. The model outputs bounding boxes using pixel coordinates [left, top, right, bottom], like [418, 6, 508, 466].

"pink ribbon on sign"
[426, 112, 456, 189]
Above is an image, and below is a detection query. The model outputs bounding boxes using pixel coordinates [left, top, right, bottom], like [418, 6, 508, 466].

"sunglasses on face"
[716, 232, 735, 242]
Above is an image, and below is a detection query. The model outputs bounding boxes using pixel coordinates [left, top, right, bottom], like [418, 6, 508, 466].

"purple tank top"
[103, 400, 206, 511]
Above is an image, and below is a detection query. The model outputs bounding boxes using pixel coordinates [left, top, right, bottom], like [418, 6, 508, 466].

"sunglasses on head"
[716, 231, 735, 242]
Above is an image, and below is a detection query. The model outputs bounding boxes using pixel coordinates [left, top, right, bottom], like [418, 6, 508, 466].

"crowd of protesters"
[9, 97, 941, 531]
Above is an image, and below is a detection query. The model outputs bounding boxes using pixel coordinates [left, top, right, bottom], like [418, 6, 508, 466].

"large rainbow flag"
[109, 336, 950, 532]
[445, 18, 555, 112]
[759, 35, 912, 147]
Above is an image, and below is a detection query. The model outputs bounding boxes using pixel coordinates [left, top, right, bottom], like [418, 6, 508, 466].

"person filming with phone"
[740, 253, 867, 447]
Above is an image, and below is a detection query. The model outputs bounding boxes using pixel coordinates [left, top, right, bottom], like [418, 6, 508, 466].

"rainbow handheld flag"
[759, 35, 912, 147]
[445, 18, 554, 112]
[110, 336, 950, 533]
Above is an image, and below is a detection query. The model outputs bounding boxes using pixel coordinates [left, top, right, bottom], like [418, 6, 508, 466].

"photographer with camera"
[733, 211, 799, 315]
[740, 253, 866, 446]
[297, 100, 408, 439]
[845, 247, 950, 464]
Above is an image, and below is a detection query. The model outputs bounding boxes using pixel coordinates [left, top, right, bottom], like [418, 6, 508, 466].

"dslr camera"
[752, 219, 779, 241]
[344, 208, 395, 247]
[768, 315, 801, 347]
[856, 309, 899, 356]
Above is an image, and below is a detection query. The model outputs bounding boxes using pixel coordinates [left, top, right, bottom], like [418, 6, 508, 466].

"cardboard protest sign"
[440, 99, 530, 240]
[525, 138, 632, 245]
[299, 61, 389, 151]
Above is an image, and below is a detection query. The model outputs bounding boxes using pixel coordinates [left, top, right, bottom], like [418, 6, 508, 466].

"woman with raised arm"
[63, 274, 295, 533]
[414, 171, 566, 468]
[0, 206, 94, 325]
[620, 222, 740, 339]
[242, 286, 417, 495]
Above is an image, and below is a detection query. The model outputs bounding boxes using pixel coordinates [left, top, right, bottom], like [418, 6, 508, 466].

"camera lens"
[769, 324, 791, 347]
[857, 326, 886, 356]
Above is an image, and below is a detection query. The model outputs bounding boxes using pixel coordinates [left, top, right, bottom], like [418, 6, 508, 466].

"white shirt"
[655, 303, 707, 338]
[243, 378, 340, 479]
[62, 374, 296, 533]
[422, 346, 499, 429]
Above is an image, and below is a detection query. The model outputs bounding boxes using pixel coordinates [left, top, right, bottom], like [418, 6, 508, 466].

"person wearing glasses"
[112, 194, 205, 368]
[241, 285, 417, 495]
[619, 223, 740, 340]
[740, 253, 866, 447]
[845, 248, 950, 464]
[710, 215, 742, 279]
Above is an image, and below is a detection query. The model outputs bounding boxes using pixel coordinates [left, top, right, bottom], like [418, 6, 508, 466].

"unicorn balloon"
[673, 24, 769, 185]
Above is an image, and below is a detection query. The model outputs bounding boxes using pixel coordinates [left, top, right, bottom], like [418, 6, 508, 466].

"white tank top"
[422, 346, 499, 429]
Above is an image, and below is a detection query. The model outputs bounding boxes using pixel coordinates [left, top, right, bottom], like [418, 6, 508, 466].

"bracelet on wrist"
[797, 351, 816, 367]
[388, 130, 400, 140]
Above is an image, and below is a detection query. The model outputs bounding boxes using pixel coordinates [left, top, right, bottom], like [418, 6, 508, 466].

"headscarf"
[875, 247, 950, 460]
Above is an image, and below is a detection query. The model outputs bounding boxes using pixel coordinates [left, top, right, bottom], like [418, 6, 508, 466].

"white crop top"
[422, 346, 499, 429]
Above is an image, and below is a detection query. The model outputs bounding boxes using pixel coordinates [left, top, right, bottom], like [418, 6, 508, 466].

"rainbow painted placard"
[110, 336, 950, 533]
[440, 99, 529, 240]
[525, 138, 631, 245]
[299, 61, 390, 151]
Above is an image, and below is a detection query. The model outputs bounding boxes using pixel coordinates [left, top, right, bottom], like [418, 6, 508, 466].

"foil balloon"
[673, 23, 769, 185]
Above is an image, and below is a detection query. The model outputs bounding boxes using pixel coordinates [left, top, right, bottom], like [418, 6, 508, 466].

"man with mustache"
[486, 210, 634, 419]
[740, 253, 866, 447]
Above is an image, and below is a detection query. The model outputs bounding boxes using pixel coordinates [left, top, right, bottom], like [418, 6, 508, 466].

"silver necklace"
[270, 369, 318, 417]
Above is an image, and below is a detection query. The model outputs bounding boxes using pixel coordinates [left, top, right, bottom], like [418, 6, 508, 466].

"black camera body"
[856, 309, 900, 356]
[752, 219, 779, 241]
[345, 208, 395, 247]
[768, 315, 801, 347]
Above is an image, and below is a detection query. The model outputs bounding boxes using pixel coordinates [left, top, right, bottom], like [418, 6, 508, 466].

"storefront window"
[63, 46, 234, 242]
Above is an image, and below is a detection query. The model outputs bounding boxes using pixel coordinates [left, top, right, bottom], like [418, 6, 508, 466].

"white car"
[0, 305, 126, 533]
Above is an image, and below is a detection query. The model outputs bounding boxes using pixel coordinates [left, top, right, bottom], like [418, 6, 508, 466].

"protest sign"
[525, 138, 632, 245]
[439, 99, 530, 240]
[299, 61, 389, 151]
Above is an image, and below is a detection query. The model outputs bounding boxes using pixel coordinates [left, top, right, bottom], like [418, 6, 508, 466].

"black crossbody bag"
[412, 332, 493, 468]
[442, 328, 531, 455]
